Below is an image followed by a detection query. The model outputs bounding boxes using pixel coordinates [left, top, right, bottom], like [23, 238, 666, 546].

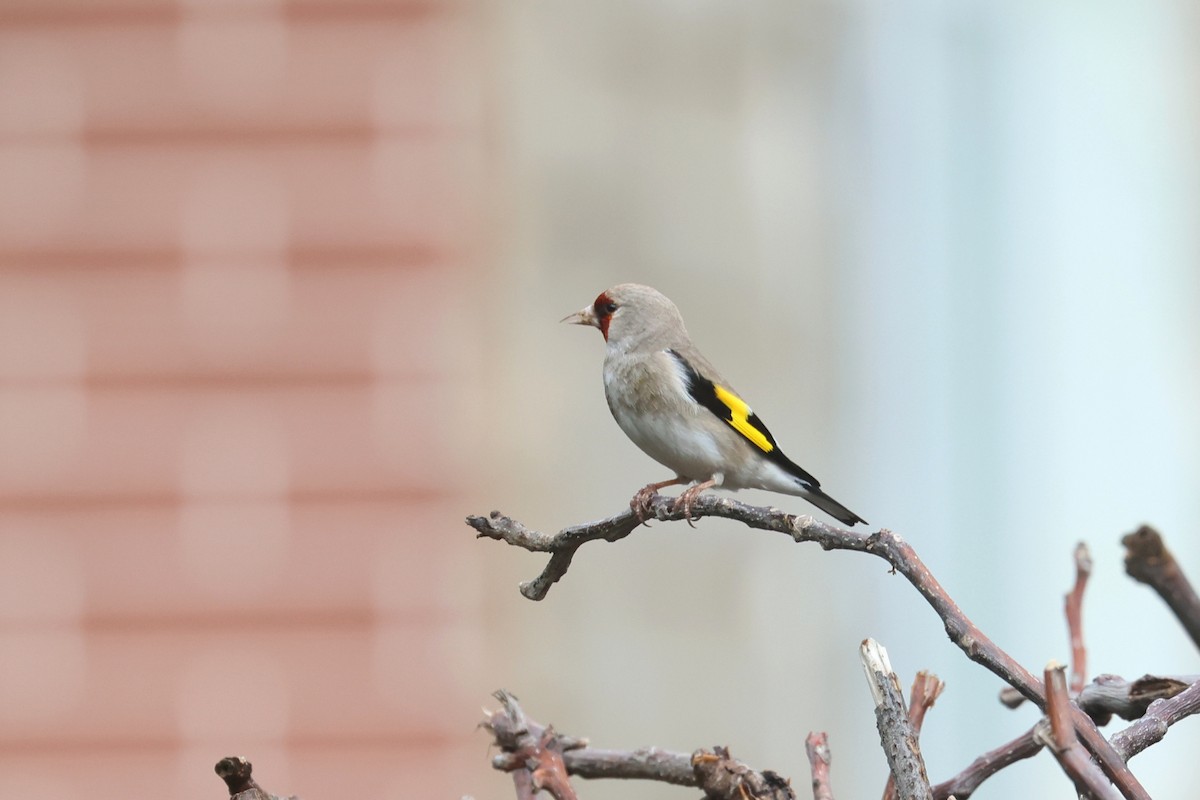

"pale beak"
[561, 305, 597, 327]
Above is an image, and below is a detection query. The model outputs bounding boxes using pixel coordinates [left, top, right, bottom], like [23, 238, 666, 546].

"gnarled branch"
[482, 689, 794, 799]
[1000, 672, 1198, 725]
[214, 757, 297, 800]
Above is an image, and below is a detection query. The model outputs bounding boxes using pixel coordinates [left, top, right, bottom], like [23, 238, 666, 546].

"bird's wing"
[666, 348, 821, 488]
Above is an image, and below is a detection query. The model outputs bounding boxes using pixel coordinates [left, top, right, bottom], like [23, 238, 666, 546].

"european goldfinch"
[564, 283, 867, 526]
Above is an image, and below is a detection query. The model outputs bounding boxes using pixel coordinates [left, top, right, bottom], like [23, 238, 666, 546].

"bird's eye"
[603, 302, 618, 314]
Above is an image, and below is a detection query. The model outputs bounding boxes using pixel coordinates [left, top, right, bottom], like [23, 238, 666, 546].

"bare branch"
[1040, 663, 1121, 800]
[468, 509, 644, 601]
[1122, 525, 1200, 650]
[468, 496, 1150, 800]
[861, 640, 933, 800]
[805, 732, 835, 800]
[1066, 542, 1094, 693]
[931, 726, 1043, 800]
[883, 672, 944, 800]
[1110, 677, 1200, 761]
[482, 689, 792, 797]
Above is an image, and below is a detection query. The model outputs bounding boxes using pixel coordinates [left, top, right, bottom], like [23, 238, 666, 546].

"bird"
[563, 283, 866, 526]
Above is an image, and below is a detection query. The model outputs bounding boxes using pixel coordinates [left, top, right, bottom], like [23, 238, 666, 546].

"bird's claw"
[672, 479, 717, 527]
[630, 487, 658, 526]
[673, 488, 699, 528]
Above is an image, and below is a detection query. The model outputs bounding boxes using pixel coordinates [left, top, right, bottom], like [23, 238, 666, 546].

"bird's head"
[562, 283, 689, 351]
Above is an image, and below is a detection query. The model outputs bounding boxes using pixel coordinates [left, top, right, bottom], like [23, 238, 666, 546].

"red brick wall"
[0, 2, 484, 797]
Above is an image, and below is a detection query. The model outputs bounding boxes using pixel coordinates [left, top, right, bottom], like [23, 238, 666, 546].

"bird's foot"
[673, 490, 699, 528]
[672, 479, 717, 528]
[630, 486, 660, 525]
[631, 478, 687, 525]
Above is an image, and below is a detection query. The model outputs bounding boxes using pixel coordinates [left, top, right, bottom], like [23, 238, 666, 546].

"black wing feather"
[667, 349, 821, 488]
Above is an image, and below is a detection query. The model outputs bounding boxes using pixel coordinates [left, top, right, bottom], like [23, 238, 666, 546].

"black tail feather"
[803, 487, 867, 527]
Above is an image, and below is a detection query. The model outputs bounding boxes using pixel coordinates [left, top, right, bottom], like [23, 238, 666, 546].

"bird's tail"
[802, 487, 867, 527]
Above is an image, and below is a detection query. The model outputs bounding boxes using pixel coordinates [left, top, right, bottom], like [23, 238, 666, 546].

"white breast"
[602, 352, 724, 482]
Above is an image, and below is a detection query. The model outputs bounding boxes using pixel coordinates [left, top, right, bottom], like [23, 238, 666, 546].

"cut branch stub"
[883, 671, 944, 800]
[860, 639, 933, 800]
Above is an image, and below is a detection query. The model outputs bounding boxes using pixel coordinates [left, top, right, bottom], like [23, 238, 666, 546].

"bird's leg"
[631, 477, 686, 523]
[674, 478, 718, 527]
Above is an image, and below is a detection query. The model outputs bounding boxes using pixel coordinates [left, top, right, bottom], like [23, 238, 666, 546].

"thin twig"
[1122, 526, 1200, 650]
[860, 640, 933, 800]
[1040, 663, 1121, 800]
[1066, 542, 1094, 693]
[467, 496, 1150, 800]
[931, 726, 1043, 800]
[883, 672, 944, 800]
[805, 732, 835, 800]
[1109, 677, 1200, 761]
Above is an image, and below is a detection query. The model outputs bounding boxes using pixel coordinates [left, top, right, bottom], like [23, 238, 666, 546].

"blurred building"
[0, 1, 486, 798]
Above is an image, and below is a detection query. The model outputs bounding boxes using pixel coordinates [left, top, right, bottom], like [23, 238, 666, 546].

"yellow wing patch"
[713, 385, 774, 453]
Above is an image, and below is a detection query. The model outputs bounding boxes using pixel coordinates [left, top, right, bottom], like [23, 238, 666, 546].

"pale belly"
[607, 402, 725, 482]
[602, 349, 733, 484]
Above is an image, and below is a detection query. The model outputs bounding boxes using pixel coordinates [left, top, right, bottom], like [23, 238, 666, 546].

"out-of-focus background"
[2, 2, 1198, 799]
